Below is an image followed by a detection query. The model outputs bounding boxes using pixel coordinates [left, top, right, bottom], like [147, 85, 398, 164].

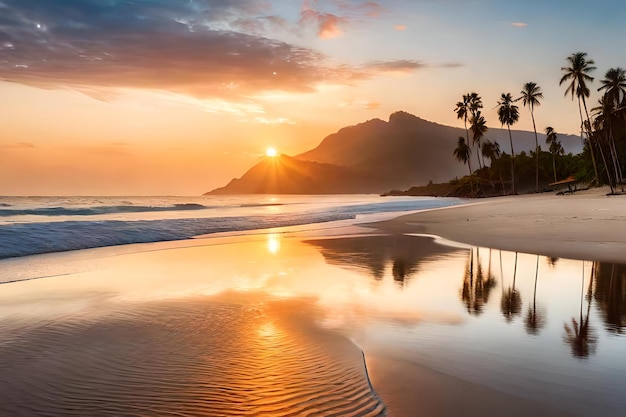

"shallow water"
[0, 232, 624, 416]
[0, 195, 464, 258]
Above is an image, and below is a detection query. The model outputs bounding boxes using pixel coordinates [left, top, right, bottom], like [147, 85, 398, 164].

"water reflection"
[524, 255, 546, 335]
[500, 252, 522, 322]
[305, 235, 626, 362]
[267, 233, 281, 255]
[594, 262, 626, 334]
[305, 235, 461, 285]
[563, 262, 597, 358]
[460, 248, 496, 315]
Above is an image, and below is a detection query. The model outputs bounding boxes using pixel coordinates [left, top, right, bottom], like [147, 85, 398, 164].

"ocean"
[0, 195, 465, 259]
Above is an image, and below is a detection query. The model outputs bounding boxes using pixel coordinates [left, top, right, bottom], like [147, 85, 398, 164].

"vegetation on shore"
[431, 52, 626, 197]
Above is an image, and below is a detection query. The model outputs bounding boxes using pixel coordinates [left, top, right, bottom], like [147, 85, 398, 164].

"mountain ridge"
[206, 111, 582, 195]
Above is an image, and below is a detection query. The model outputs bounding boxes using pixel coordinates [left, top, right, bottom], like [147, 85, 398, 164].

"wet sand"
[366, 355, 576, 417]
[368, 187, 626, 263]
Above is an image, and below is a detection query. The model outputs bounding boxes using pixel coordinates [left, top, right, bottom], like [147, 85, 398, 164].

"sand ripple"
[0, 297, 386, 416]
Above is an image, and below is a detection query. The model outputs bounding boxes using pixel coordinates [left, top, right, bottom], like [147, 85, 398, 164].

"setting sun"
[265, 147, 278, 157]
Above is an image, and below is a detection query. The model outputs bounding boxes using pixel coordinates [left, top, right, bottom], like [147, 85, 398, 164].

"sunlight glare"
[265, 147, 278, 157]
[267, 234, 280, 255]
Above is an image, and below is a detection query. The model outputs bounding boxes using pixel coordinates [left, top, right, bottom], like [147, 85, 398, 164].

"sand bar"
[368, 187, 626, 263]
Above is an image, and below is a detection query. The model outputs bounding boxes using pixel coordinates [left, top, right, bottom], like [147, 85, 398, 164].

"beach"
[369, 187, 626, 263]
[0, 191, 625, 416]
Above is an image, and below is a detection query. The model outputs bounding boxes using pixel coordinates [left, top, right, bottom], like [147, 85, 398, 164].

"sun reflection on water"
[267, 233, 280, 255]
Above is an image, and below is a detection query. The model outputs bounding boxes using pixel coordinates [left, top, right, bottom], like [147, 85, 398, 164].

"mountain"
[208, 154, 389, 194]
[206, 111, 582, 195]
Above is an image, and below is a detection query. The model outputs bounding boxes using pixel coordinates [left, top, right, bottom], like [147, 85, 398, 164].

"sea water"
[0, 195, 465, 259]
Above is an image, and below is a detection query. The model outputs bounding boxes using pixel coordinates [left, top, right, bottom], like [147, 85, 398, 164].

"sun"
[265, 147, 278, 157]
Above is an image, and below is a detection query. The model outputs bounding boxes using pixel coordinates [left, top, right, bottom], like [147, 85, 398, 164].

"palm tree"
[597, 67, 626, 184]
[560, 52, 600, 184]
[545, 127, 563, 182]
[592, 96, 621, 188]
[454, 95, 471, 144]
[520, 82, 544, 192]
[497, 93, 520, 194]
[470, 111, 488, 170]
[482, 139, 505, 194]
[598, 67, 626, 106]
[455, 93, 483, 163]
[453, 136, 473, 191]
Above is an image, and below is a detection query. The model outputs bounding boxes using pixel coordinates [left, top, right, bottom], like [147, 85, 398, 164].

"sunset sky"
[1, 0, 625, 195]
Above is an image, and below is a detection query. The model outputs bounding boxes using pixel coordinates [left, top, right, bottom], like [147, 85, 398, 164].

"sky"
[1, 0, 625, 195]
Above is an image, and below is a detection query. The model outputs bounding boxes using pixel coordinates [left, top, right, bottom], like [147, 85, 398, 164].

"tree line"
[453, 52, 626, 195]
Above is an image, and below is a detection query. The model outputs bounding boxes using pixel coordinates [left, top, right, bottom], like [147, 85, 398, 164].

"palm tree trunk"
[607, 126, 621, 185]
[531, 109, 539, 192]
[508, 125, 516, 194]
[581, 96, 600, 185]
[598, 136, 615, 193]
[552, 154, 557, 183]
[607, 122, 623, 184]
[467, 157, 474, 192]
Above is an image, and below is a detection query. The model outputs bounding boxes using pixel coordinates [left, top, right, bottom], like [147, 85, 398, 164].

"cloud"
[339, 99, 381, 110]
[0, 0, 451, 104]
[300, 2, 346, 39]
[0, 142, 35, 149]
[363, 59, 426, 76]
[0, 0, 348, 99]
[299, 0, 384, 39]
[511, 22, 528, 27]
[253, 116, 296, 125]
[394, 24, 407, 31]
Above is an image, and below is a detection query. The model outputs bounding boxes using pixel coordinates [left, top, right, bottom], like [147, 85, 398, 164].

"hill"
[206, 111, 582, 195]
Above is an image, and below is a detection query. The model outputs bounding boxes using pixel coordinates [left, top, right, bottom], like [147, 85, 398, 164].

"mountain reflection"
[304, 234, 461, 285]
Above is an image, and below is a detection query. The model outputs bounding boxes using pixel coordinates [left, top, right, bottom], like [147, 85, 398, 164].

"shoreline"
[366, 186, 626, 263]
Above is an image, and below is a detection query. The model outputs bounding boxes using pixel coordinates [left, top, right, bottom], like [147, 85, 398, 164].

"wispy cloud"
[511, 22, 528, 27]
[299, 0, 384, 39]
[0, 142, 36, 149]
[394, 24, 407, 31]
[300, 1, 346, 39]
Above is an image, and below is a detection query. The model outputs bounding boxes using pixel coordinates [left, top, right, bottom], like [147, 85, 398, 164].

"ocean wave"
[0, 212, 355, 259]
[0, 203, 209, 217]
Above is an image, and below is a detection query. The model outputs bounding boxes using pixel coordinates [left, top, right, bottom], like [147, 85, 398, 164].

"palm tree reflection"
[461, 248, 496, 315]
[593, 262, 625, 334]
[392, 258, 408, 287]
[501, 252, 522, 322]
[525, 255, 546, 335]
[564, 262, 597, 358]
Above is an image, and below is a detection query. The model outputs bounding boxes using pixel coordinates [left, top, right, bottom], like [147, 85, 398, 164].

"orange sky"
[0, 0, 623, 195]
